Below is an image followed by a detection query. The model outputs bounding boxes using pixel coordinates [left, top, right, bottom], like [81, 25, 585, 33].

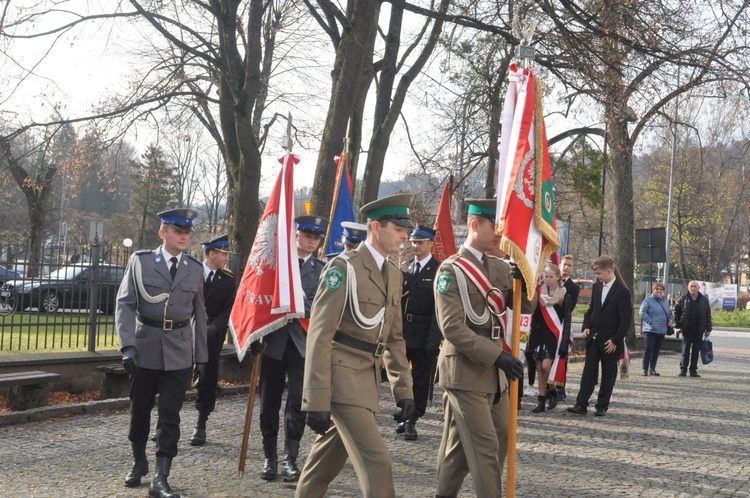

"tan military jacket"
[434, 246, 515, 394]
[302, 243, 413, 412]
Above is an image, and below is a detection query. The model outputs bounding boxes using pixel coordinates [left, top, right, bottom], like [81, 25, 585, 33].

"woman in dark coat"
[528, 263, 572, 413]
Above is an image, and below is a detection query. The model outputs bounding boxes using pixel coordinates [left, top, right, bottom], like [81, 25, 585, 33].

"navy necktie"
[414, 261, 421, 275]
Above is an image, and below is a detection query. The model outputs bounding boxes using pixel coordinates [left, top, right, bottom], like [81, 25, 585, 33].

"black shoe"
[689, 372, 701, 378]
[125, 459, 149, 487]
[396, 421, 406, 434]
[642, 370, 649, 376]
[650, 370, 660, 376]
[404, 421, 418, 441]
[547, 390, 559, 410]
[595, 407, 608, 417]
[149, 457, 179, 498]
[678, 371, 687, 377]
[557, 388, 567, 401]
[567, 404, 587, 415]
[532, 395, 546, 413]
[261, 458, 277, 480]
[190, 427, 206, 446]
[281, 457, 301, 482]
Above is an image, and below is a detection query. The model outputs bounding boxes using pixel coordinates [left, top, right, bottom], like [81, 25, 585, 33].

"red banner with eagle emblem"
[496, 64, 560, 300]
[432, 178, 457, 261]
[229, 152, 305, 362]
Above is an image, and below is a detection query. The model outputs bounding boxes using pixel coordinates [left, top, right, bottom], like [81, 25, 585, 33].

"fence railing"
[0, 243, 130, 353]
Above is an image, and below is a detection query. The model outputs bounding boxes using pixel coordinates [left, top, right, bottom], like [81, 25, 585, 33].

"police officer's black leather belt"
[333, 332, 389, 357]
[404, 313, 431, 323]
[137, 314, 191, 331]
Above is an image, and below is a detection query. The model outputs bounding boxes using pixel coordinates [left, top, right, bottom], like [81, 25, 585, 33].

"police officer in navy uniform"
[398, 226, 442, 441]
[190, 234, 236, 446]
[341, 221, 367, 253]
[258, 215, 328, 482]
[116, 208, 208, 498]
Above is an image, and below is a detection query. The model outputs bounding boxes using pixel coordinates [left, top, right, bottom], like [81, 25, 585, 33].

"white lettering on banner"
[244, 291, 274, 305]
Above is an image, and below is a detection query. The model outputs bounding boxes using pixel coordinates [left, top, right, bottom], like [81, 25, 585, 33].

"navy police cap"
[341, 221, 367, 243]
[410, 226, 436, 241]
[158, 208, 198, 230]
[201, 234, 230, 253]
[296, 215, 328, 236]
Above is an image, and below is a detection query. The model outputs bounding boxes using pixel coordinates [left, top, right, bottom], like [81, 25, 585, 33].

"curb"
[0, 384, 250, 428]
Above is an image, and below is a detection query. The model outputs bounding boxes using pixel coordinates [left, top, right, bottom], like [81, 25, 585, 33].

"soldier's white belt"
[333, 331, 388, 358]
[137, 314, 191, 331]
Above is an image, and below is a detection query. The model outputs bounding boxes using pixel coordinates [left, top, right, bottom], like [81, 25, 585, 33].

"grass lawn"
[0, 312, 119, 354]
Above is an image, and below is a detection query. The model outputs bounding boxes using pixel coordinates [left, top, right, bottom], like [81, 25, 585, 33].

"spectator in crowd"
[674, 281, 712, 378]
[567, 255, 632, 417]
[638, 282, 674, 376]
[528, 263, 571, 413]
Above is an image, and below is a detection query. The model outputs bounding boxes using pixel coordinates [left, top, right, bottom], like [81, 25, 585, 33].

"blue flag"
[324, 157, 356, 257]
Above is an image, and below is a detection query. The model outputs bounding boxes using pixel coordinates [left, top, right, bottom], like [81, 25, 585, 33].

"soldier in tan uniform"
[433, 199, 529, 498]
[295, 194, 416, 498]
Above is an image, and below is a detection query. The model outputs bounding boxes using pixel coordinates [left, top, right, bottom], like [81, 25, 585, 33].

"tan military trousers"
[436, 388, 509, 498]
[295, 403, 395, 498]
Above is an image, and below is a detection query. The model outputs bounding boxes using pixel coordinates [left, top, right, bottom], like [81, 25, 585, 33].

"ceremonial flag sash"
[540, 300, 567, 386]
[496, 64, 560, 300]
[432, 180, 457, 260]
[228, 153, 305, 361]
[452, 256, 509, 351]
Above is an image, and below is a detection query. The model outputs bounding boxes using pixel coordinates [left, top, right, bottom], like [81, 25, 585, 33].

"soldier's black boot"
[282, 440, 302, 482]
[531, 395, 546, 413]
[125, 442, 149, 487]
[190, 413, 208, 446]
[148, 457, 179, 498]
[261, 438, 277, 480]
[404, 416, 418, 441]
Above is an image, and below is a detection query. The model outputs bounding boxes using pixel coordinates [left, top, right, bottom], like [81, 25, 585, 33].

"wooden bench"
[96, 364, 130, 399]
[0, 371, 61, 411]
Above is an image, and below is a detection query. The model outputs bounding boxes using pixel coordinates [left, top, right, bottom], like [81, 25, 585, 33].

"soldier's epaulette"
[184, 253, 203, 266]
[220, 267, 234, 277]
[387, 258, 400, 269]
[134, 249, 152, 255]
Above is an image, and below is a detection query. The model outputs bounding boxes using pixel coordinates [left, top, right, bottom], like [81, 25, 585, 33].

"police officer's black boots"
[404, 416, 418, 441]
[124, 442, 149, 487]
[190, 413, 208, 446]
[281, 439, 302, 482]
[261, 438, 278, 480]
[149, 457, 179, 498]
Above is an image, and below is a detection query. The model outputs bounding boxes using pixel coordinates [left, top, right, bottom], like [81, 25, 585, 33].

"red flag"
[497, 65, 560, 300]
[432, 180, 456, 261]
[228, 153, 305, 361]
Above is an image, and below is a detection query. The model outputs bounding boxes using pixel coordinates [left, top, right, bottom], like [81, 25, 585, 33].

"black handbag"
[657, 298, 674, 336]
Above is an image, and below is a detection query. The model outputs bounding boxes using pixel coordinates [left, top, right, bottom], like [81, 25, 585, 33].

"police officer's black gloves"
[558, 345, 569, 359]
[425, 342, 440, 356]
[509, 262, 523, 280]
[206, 324, 217, 342]
[250, 340, 265, 356]
[494, 351, 523, 381]
[121, 346, 139, 376]
[306, 411, 332, 435]
[394, 398, 416, 423]
[193, 362, 207, 384]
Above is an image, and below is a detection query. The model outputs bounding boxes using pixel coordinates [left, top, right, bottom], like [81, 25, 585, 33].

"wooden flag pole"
[238, 353, 262, 476]
[505, 277, 523, 497]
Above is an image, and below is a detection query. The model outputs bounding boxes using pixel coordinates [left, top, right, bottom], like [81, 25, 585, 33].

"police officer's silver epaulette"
[134, 249, 152, 255]
[184, 253, 202, 265]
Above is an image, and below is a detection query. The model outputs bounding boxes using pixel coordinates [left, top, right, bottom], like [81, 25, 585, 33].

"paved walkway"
[1, 349, 749, 497]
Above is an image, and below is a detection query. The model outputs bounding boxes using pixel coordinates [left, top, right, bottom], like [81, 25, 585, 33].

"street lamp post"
[123, 238, 133, 263]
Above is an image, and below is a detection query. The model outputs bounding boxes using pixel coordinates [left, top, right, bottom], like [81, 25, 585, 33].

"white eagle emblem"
[248, 214, 278, 275]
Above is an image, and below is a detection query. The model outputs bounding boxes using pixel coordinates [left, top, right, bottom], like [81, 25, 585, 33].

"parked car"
[574, 278, 596, 305]
[0, 264, 125, 314]
[0, 264, 24, 286]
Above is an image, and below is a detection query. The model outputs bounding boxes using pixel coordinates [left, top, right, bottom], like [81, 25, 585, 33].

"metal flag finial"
[344, 117, 351, 155]
[281, 112, 294, 151]
[512, 17, 537, 65]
